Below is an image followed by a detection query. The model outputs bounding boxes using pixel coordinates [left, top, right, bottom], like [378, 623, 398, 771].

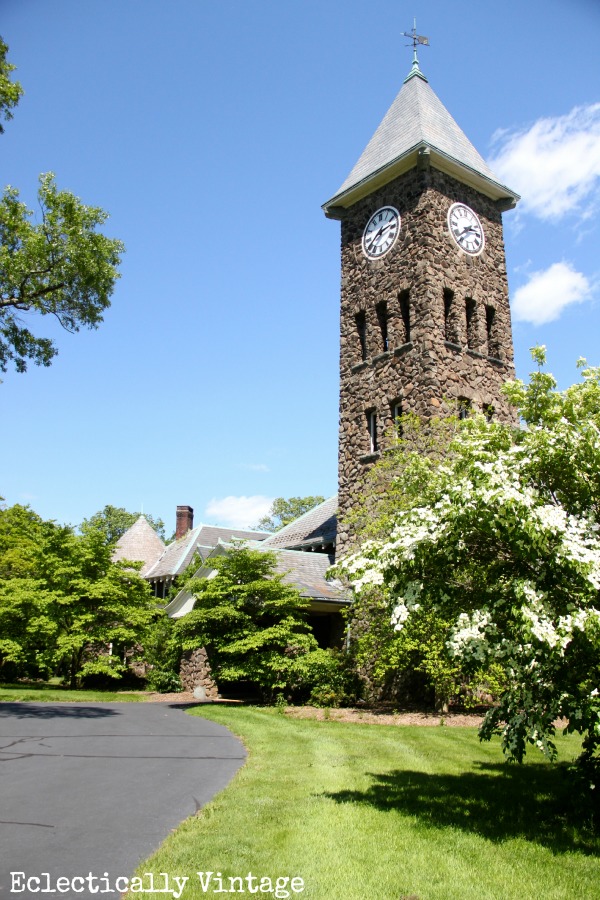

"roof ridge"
[263, 495, 337, 537]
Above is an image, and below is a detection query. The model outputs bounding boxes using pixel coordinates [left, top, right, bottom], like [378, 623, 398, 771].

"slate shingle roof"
[112, 515, 166, 576]
[164, 540, 349, 619]
[323, 64, 519, 212]
[144, 524, 269, 580]
[260, 495, 338, 551]
[257, 545, 347, 603]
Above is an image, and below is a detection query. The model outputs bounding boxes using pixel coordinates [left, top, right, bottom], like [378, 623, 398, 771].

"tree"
[0, 503, 51, 678]
[176, 545, 319, 699]
[341, 415, 489, 710]
[0, 39, 123, 374]
[0, 37, 23, 133]
[335, 350, 600, 786]
[256, 495, 326, 532]
[0, 504, 157, 686]
[80, 504, 166, 545]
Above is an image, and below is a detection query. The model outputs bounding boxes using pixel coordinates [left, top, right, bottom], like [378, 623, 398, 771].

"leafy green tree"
[0, 504, 51, 677]
[342, 415, 489, 711]
[141, 614, 183, 693]
[335, 349, 600, 787]
[80, 504, 166, 545]
[0, 502, 47, 579]
[0, 38, 123, 374]
[256, 495, 325, 532]
[0, 504, 157, 686]
[347, 587, 467, 711]
[0, 37, 23, 133]
[176, 545, 319, 699]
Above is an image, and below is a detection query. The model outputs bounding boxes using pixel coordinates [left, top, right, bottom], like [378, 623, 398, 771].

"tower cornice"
[323, 142, 519, 219]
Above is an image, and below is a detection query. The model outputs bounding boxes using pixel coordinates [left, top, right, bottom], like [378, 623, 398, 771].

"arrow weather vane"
[402, 18, 430, 66]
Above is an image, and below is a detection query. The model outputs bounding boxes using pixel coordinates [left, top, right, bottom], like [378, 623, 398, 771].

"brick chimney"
[175, 505, 194, 540]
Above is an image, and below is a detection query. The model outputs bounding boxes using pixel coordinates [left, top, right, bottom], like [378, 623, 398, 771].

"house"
[113, 498, 349, 648]
[113, 505, 270, 599]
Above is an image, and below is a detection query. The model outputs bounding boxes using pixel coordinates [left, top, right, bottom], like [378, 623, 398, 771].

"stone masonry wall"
[179, 647, 220, 700]
[336, 163, 516, 555]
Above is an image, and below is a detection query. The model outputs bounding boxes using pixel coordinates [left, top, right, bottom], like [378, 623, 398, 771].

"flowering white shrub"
[334, 351, 600, 780]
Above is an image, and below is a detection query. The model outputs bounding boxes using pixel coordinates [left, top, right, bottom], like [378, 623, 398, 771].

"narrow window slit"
[355, 311, 367, 361]
[376, 301, 389, 352]
[465, 298, 477, 350]
[444, 288, 457, 343]
[367, 409, 378, 453]
[399, 290, 410, 344]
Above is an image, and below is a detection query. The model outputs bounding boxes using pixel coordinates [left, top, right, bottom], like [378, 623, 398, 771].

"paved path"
[0, 702, 245, 898]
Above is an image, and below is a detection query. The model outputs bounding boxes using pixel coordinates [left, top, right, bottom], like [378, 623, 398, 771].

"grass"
[0, 682, 143, 702]
[132, 706, 600, 900]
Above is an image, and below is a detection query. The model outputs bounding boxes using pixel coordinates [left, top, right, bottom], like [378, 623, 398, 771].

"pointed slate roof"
[323, 63, 519, 215]
[112, 515, 166, 576]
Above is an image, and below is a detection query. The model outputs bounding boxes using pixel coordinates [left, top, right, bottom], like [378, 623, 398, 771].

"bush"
[289, 649, 360, 707]
[145, 668, 182, 693]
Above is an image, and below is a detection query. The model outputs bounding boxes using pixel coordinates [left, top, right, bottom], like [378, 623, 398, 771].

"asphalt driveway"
[0, 702, 245, 898]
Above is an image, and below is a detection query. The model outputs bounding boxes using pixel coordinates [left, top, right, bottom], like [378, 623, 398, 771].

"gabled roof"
[144, 524, 269, 581]
[260, 495, 338, 551]
[164, 540, 349, 619]
[112, 515, 166, 577]
[323, 63, 519, 215]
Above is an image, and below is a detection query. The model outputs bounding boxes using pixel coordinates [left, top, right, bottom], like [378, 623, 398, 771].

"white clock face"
[448, 203, 485, 255]
[362, 206, 401, 259]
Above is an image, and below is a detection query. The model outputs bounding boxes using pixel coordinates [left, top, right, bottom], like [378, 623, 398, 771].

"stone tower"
[322, 53, 520, 555]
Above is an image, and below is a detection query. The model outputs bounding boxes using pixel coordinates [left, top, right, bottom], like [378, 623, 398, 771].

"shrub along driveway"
[0, 701, 245, 898]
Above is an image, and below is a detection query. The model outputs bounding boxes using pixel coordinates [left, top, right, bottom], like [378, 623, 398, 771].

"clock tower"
[323, 46, 520, 555]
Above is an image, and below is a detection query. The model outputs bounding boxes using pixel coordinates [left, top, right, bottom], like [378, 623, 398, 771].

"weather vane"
[402, 18, 430, 66]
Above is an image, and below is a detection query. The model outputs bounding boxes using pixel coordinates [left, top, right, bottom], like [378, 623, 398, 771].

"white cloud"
[490, 103, 600, 221]
[512, 262, 592, 325]
[204, 495, 273, 529]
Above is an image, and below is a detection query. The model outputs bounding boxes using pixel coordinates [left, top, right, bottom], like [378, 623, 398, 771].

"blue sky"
[1, 0, 599, 535]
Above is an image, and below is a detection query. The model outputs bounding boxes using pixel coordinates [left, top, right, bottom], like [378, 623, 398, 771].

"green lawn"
[0, 683, 143, 702]
[133, 706, 600, 900]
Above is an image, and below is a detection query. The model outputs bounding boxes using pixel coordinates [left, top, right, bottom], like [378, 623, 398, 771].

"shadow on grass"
[0, 703, 121, 719]
[323, 761, 600, 855]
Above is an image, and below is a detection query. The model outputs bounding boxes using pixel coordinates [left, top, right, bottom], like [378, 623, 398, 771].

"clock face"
[447, 203, 485, 255]
[362, 206, 401, 259]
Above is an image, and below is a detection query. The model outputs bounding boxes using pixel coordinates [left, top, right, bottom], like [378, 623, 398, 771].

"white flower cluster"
[385, 507, 447, 561]
[390, 581, 422, 632]
[447, 610, 494, 663]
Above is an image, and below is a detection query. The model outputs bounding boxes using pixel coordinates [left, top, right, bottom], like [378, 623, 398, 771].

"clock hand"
[372, 222, 395, 242]
[366, 225, 385, 248]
